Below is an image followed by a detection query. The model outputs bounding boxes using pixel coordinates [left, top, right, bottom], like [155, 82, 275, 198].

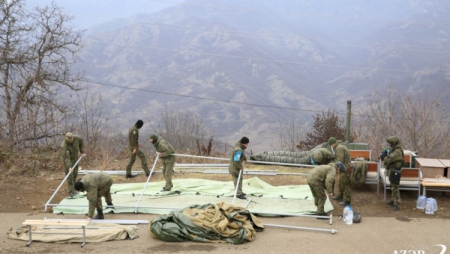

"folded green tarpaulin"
[150, 202, 264, 244]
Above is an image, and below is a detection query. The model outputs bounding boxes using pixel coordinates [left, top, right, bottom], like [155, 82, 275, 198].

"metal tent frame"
[44, 153, 333, 224]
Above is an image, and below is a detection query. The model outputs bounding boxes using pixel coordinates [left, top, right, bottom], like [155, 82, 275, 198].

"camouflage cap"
[328, 137, 337, 145]
[65, 132, 74, 140]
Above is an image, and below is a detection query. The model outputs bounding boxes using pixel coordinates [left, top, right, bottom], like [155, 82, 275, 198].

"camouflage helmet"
[386, 136, 400, 146]
[312, 150, 323, 163]
[336, 161, 346, 173]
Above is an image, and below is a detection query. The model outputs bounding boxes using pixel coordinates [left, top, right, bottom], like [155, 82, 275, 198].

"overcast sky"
[25, 0, 185, 29]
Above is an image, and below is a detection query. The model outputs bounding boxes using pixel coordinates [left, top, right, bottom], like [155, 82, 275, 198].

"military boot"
[106, 202, 115, 209]
[95, 209, 104, 219]
[386, 201, 394, 206]
[391, 205, 399, 211]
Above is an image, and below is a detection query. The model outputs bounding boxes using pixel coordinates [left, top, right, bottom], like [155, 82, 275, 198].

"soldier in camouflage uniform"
[60, 132, 85, 197]
[74, 172, 113, 221]
[125, 120, 150, 178]
[150, 135, 176, 191]
[307, 163, 342, 217]
[329, 138, 352, 206]
[229, 137, 249, 200]
[382, 136, 404, 211]
[311, 148, 335, 165]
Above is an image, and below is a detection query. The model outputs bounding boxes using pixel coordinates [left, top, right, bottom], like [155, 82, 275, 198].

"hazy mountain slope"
[76, 0, 450, 150]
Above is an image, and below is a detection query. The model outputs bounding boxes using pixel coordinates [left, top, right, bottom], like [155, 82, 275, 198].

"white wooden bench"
[22, 219, 89, 247]
[421, 178, 450, 196]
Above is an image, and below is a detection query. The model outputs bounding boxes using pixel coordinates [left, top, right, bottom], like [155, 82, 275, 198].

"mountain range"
[72, 0, 450, 151]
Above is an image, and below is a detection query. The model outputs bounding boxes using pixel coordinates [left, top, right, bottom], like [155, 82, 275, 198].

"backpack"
[353, 210, 361, 223]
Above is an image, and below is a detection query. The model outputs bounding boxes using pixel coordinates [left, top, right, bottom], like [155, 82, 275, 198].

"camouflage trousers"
[390, 183, 401, 205]
[308, 182, 327, 214]
[337, 173, 351, 203]
[229, 168, 244, 196]
[161, 158, 175, 191]
[88, 179, 113, 218]
[64, 164, 78, 193]
[126, 149, 150, 175]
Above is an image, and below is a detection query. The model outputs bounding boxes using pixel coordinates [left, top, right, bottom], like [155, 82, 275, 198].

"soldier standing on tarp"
[329, 137, 352, 206]
[125, 120, 150, 178]
[381, 136, 404, 211]
[307, 162, 343, 218]
[229, 137, 250, 200]
[60, 132, 85, 198]
[74, 172, 114, 221]
[150, 134, 176, 191]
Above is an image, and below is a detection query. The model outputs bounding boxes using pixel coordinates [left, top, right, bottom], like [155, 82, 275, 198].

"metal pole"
[135, 153, 160, 213]
[346, 100, 351, 143]
[173, 153, 228, 161]
[232, 169, 244, 204]
[263, 223, 337, 234]
[245, 198, 253, 208]
[45, 156, 84, 211]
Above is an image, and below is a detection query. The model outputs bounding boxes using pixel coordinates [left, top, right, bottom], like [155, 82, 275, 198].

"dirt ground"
[1, 162, 450, 253]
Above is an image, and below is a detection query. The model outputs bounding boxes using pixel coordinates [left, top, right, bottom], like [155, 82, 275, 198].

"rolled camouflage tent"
[250, 143, 328, 165]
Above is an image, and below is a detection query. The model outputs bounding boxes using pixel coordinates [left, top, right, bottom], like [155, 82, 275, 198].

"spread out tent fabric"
[150, 202, 264, 244]
[8, 223, 138, 243]
[52, 177, 334, 216]
[250, 143, 328, 165]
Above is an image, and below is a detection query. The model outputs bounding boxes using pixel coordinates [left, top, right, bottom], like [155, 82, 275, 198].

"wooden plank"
[404, 154, 411, 163]
[422, 182, 450, 187]
[23, 220, 89, 226]
[438, 159, 450, 167]
[401, 168, 420, 178]
[415, 158, 445, 168]
[367, 162, 378, 172]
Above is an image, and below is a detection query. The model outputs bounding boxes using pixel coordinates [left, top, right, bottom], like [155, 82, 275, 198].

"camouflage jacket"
[334, 141, 351, 169]
[60, 135, 84, 168]
[153, 137, 176, 162]
[384, 143, 404, 170]
[80, 173, 113, 217]
[307, 165, 336, 193]
[314, 148, 335, 165]
[128, 125, 140, 151]
[229, 141, 247, 172]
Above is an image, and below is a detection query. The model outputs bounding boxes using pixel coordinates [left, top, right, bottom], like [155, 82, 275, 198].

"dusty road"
[1, 212, 449, 254]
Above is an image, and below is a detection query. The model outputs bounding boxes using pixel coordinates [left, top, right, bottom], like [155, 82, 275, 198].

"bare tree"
[297, 110, 346, 150]
[0, 0, 83, 149]
[273, 114, 307, 151]
[76, 87, 108, 153]
[152, 107, 216, 155]
[353, 85, 450, 158]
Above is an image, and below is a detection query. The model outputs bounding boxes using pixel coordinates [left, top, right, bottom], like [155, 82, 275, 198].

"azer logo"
[393, 244, 447, 254]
